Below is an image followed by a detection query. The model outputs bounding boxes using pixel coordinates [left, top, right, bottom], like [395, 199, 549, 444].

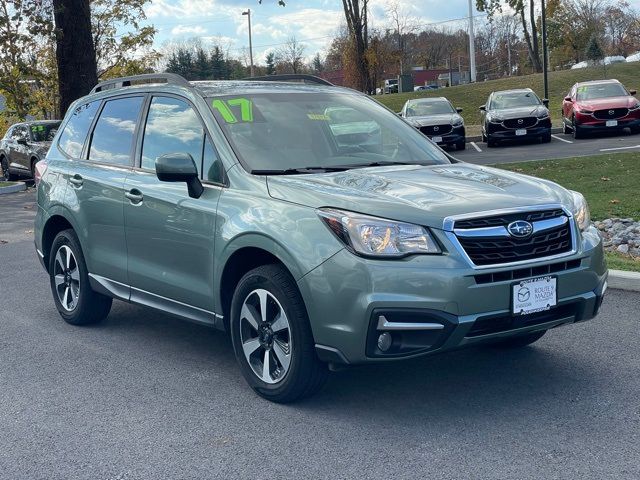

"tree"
[341, 0, 371, 92]
[585, 34, 604, 63]
[275, 37, 305, 73]
[53, 0, 98, 116]
[265, 52, 276, 75]
[386, 0, 418, 75]
[311, 52, 324, 74]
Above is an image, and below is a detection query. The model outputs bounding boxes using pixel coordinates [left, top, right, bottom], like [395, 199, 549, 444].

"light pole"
[541, 0, 549, 100]
[242, 9, 254, 77]
[468, 0, 476, 82]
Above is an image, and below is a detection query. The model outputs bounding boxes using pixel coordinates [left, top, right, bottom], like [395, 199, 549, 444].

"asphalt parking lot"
[1, 190, 639, 479]
[456, 130, 640, 164]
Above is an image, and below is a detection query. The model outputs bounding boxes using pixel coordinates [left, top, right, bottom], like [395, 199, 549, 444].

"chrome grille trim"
[454, 215, 568, 239]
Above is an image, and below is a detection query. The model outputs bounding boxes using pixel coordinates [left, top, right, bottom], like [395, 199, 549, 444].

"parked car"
[0, 120, 61, 181]
[604, 55, 626, 65]
[35, 73, 607, 403]
[400, 97, 465, 150]
[561, 79, 640, 138]
[625, 52, 640, 63]
[570, 61, 589, 70]
[480, 88, 552, 147]
[384, 78, 398, 94]
[414, 85, 438, 91]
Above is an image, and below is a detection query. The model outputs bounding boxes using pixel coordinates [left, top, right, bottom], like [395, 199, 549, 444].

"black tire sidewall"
[230, 265, 318, 401]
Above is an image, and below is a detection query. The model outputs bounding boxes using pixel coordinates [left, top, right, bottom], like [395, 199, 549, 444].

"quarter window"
[89, 96, 144, 166]
[58, 101, 100, 158]
[203, 135, 223, 183]
[141, 97, 205, 173]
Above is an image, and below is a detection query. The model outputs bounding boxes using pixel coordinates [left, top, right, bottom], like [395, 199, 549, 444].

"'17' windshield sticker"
[211, 98, 254, 123]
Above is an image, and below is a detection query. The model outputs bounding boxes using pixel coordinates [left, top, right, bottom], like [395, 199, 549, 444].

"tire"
[542, 132, 552, 143]
[481, 131, 487, 143]
[491, 330, 547, 348]
[562, 119, 571, 135]
[0, 156, 14, 181]
[456, 141, 466, 150]
[572, 117, 583, 139]
[49, 229, 112, 325]
[30, 158, 37, 179]
[230, 264, 328, 403]
[486, 136, 497, 148]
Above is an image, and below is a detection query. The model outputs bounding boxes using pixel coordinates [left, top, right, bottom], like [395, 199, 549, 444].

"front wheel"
[456, 141, 466, 150]
[230, 264, 328, 403]
[0, 157, 14, 181]
[49, 229, 112, 325]
[572, 117, 583, 139]
[490, 330, 546, 348]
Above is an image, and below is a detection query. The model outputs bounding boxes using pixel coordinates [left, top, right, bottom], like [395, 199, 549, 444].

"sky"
[144, 0, 484, 63]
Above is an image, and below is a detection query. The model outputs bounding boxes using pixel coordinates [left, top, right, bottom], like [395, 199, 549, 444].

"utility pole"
[541, 0, 549, 99]
[468, 0, 477, 82]
[242, 9, 255, 77]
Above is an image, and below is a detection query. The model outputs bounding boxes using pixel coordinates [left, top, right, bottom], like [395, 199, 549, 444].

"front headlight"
[452, 116, 464, 126]
[487, 114, 502, 123]
[317, 208, 441, 257]
[537, 108, 550, 119]
[629, 101, 640, 111]
[570, 191, 591, 231]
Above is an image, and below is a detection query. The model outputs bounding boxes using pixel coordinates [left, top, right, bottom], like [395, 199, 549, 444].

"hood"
[576, 96, 637, 110]
[267, 163, 573, 229]
[406, 113, 462, 127]
[488, 106, 548, 119]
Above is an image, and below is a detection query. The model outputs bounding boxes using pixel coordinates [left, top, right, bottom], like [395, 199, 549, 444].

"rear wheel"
[230, 264, 328, 403]
[562, 119, 571, 135]
[49, 229, 112, 325]
[30, 158, 37, 179]
[491, 330, 546, 348]
[0, 156, 14, 181]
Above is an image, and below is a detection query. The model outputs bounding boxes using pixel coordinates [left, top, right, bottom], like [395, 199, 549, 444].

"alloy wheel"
[239, 288, 292, 384]
[53, 245, 80, 312]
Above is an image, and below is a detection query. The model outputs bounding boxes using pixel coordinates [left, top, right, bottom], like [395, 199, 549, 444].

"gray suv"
[35, 74, 608, 402]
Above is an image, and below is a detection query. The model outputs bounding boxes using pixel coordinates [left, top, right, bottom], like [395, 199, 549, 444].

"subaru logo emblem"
[609, 110, 614, 115]
[507, 220, 533, 238]
[433, 126, 439, 131]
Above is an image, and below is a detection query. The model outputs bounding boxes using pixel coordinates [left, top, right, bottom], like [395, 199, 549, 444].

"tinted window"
[490, 92, 541, 109]
[405, 100, 455, 116]
[577, 83, 628, 100]
[58, 101, 100, 158]
[141, 97, 204, 172]
[89, 96, 143, 165]
[4, 127, 14, 140]
[12, 125, 27, 141]
[203, 136, 223, 183]
[30, 122, 61, 142]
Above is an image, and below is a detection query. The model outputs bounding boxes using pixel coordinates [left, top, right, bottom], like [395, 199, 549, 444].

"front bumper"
[425, 126, 465, 147]
[487, 124, 551, 141]
[575, 115, 640, 132]
[299, 226, 607, 365]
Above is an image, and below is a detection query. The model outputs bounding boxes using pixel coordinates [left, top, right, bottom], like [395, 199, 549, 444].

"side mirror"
[155, 153, 204, 199]
[564, 96, 572, 102]
[17, 138, 28, 146]
[456, 107, 463, 113]
[479, 105, 486, 111]
[630, 89, 637, 95]
[542, 98, 549, 107]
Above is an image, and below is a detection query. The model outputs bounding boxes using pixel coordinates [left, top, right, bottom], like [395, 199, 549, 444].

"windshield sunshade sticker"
[307, 113, 329, 121]
[211, 98, 254, 123]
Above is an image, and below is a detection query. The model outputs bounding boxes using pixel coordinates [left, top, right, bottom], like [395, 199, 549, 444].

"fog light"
[377, 332, 393, 352]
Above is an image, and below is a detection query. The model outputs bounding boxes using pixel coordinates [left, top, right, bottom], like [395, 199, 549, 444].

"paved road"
[455, 130, 640, 165]
[2, 192, 640, 480]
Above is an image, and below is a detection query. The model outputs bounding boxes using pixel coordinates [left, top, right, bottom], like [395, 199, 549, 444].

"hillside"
[375, 62, 640, 126]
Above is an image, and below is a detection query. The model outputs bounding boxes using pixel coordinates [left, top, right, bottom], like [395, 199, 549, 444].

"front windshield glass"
[208, 92, 450, 172]
[577, 83, 628, 100]
[30, 122, 61, 142]
[490, 92, 541, 109]
[405, 100, 455, 116]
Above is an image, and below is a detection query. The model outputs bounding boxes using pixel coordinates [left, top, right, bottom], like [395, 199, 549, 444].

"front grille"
[420, 124, 453, 136]
[454, 209, 564, 229]
[474, 258, 582, 284]
[454, 209, 573, 266]
[593, 108, 628, 120]
[503, 117, 537, 129]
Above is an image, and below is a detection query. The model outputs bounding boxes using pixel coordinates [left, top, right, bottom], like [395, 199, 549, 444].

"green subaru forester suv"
[35, 73, 607, 402]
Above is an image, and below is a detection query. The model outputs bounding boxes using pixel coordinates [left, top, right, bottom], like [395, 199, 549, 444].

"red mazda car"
[562, 79, 640, 139]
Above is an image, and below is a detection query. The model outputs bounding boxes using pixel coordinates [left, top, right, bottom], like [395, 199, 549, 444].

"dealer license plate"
[512, 276, 557, 316]
[515, 129, 527, 136]
[606, 120, 618, 127]
[432, 136, 443, 143]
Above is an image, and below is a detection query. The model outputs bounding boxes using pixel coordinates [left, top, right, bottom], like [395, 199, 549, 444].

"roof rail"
[244, 74, 334, 86]
[90, 73, 191, 94]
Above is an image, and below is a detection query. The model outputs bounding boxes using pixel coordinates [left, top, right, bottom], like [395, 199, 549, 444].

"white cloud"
[171, 25, 207, 35]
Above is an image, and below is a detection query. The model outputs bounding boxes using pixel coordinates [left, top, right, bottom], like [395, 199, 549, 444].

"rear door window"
[88, 96, 144, 166]
[58, 101, 101, 158]
[140, 96, 205, 173]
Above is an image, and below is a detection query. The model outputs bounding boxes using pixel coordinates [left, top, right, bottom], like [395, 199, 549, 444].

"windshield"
[208, 92, 450, 173]
[30, 122, 61, 142]
[577, 83, 628, 100]
[405, 100, 455, 116]
[490, 92, 541, 110]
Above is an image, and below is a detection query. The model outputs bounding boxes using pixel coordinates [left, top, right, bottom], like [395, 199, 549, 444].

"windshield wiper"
[251, 166, 351, 175]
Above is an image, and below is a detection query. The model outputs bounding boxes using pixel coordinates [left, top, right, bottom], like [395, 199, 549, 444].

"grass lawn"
[0, 181, 17, 187]
[375, 62, 639, 128]
[497, 152, 640, 271]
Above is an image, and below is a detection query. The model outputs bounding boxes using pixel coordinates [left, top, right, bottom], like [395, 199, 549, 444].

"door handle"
[69, 174, 83, 187]
[125, 189, 143, 204]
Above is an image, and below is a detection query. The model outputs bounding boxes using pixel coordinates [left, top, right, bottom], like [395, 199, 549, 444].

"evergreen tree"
[265, 52, 276, 75]
[585, 34, 604, 64]
[193, 48, 211, 80]
[312, 52, 324, 74]
[210, 47, 227, 79]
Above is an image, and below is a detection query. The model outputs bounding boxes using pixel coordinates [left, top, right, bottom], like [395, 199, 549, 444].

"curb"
[608, 269, 640, 293]
[0, 181, 26, 195]
[466, 127, 563, 143]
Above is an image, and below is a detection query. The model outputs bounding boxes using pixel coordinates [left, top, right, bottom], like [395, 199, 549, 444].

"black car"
[400, 97, 466, 150]
[0, 120, 61, 180]
[480, 88, 551, 147]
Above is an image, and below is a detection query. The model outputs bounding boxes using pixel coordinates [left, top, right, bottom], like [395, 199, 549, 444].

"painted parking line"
[599, 145, 640, 152]
[551, 135, 573, 144]
[470, 142, 482, 152]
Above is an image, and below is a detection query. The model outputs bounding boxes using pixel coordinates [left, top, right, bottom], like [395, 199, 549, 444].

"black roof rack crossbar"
[90, 73, 191, 94]
[244, 74, 333, 86]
